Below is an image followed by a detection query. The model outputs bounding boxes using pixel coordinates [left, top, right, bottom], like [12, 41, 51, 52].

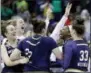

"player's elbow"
[52, 47, 63, 60]
[56, 55, 63, 60]
[55, 52, 63, 60]
[5, 62, 13, 67]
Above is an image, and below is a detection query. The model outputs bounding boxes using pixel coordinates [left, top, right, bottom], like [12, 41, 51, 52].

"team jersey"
[59, 39, 89, 72]
[18, 35, 58, 72]
[1, 39, 23, 73]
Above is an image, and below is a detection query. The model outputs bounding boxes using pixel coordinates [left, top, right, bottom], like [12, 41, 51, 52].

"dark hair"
[68, 13, 75, 21]
[48, 23, 56, 34]
[72, 18, 85, 35]
[31, 19, 45, 33]
[1, 20, 7, 37]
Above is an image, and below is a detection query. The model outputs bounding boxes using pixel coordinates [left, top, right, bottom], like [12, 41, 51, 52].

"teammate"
[1, 20, 29, 73]
[11, 16, 26, 40]
[59, 18, 89, 72]
[81, 9, 91, 43]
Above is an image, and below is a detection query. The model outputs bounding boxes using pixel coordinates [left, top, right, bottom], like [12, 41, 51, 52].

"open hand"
[65, 3, 72, 16]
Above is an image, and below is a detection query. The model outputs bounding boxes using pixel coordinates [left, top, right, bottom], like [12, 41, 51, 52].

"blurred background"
[1, 0, 91, 21]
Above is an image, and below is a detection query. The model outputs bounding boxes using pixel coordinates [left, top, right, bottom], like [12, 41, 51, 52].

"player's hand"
[19, 57, 29, 64]
[65, 3, 72, 16]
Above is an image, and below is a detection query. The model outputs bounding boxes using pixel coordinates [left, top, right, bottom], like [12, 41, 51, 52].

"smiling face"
[6, 25, 16, 39]
[60, 26, 71, 40]
[15, 18, 25, 35]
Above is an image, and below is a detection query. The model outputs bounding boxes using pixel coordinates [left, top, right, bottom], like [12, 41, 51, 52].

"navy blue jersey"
[18, 35, 58, 72]
[60, 39, 89, 71]
[2, 39, 23, 73]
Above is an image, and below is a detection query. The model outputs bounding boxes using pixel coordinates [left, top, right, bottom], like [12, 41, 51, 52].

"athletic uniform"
[58, 39, 89, 72]
[18, 35, 58, 72]
[1, 39, 23, 73]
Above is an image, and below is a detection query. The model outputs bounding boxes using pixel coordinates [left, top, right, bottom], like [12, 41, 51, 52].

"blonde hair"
[1, 19, 16, 37]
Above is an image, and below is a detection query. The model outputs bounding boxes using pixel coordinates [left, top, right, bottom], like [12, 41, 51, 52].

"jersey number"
[80, 50, 88, 61]
[25, 48, 32, 58]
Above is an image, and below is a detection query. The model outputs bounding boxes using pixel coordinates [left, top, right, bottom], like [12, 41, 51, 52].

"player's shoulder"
[42, 36, 55, 42]
[66, 39, 75, 46]
[19, 37, 31, 44]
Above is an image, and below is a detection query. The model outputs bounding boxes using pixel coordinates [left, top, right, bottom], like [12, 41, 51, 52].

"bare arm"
[44, 8, 51, 36]
[52, 47, 63, 60]
[50, 46, 63, 61]
[1, 44, 29, 67]
[50, 3, 72, 42]
[10, 48, 22, 61]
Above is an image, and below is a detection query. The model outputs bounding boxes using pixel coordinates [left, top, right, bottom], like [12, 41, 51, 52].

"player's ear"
[5, 32, 8, 37]
[72, 28, 76, 35]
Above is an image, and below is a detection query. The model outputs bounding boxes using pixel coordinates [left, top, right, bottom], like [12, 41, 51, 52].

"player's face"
[16, 18, 25, 34]
[6, 25, 16, 39]
[60, 26, 70, 39]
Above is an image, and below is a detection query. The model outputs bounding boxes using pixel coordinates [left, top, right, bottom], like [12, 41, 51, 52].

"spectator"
[81, 9, 91, 43]
[41, 0, 53, 19]
[1, 2, 14, 20]
[13, 0, 28, 14]
[35, 0, 45, 15]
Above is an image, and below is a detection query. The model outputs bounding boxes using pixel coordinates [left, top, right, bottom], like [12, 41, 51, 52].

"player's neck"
[16, 32, 24, 37]
[7, 38, 16, 45]
[73, 35, 83, 41]
[33, 32, 43, 36]
[64, 37, 72, 42]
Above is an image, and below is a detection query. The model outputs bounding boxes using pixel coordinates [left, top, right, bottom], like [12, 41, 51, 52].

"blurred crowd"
[1, 0, 91, 20]
[1, 0, 91, 40]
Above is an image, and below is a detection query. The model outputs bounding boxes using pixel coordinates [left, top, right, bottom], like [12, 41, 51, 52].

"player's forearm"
[57, 57, 71, 69]
[10, 48, 21, 61]
[57, 48, 72, 69]
[10, 53, 21, 61]
[3, 58, 21, 67]
[44, 14, 50, 36]
[8, 60, 21, 66]
[63, 51, 72, 69]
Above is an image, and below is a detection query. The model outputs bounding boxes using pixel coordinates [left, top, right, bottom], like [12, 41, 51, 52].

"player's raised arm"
[44, 8, 51, 36]
[50, 3, 72, 42]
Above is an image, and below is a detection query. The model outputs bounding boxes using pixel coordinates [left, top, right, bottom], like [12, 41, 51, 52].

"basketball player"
[1, 20, 29, 73]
